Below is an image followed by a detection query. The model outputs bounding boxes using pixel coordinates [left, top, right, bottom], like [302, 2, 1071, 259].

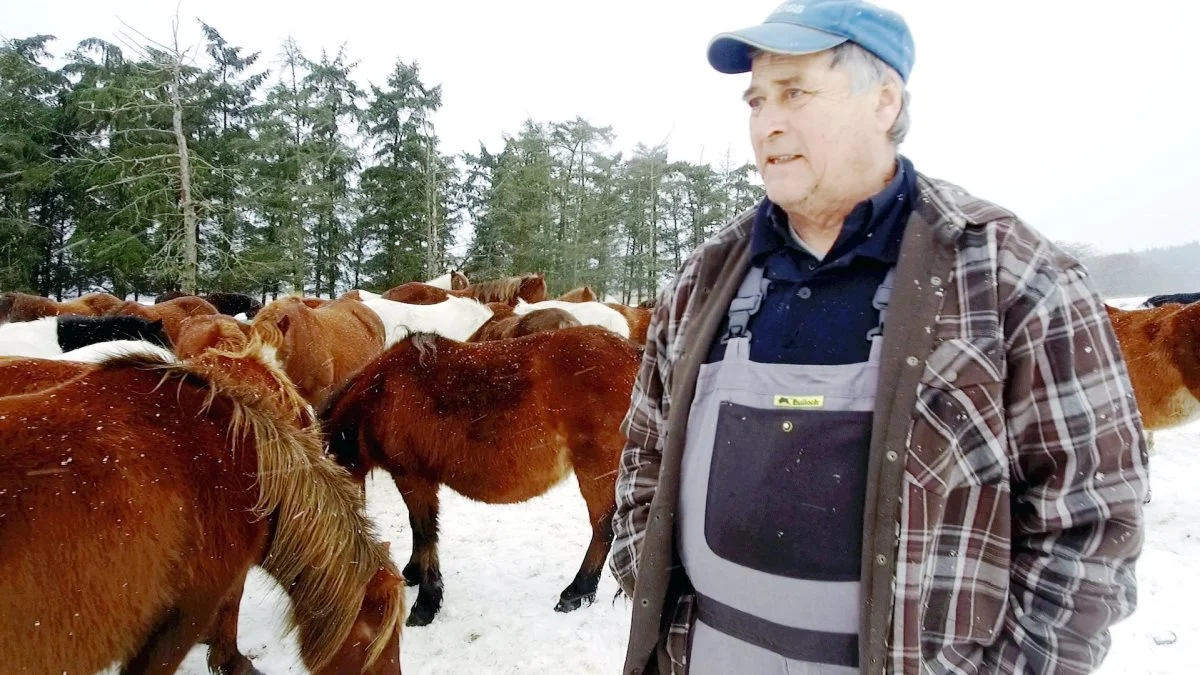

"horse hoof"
[554, 592, 596, 613]
[406, 604, 436, 627]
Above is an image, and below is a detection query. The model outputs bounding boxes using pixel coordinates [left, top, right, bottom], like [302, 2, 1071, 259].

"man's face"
[745, 50, 893, 212]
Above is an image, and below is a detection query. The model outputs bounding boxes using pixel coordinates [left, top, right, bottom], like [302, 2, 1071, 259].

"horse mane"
[95, 341, 401, 671]
[465, 273, 545, 304]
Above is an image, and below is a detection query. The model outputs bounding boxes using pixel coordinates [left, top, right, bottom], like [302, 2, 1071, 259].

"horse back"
[382, 282, 450, 305]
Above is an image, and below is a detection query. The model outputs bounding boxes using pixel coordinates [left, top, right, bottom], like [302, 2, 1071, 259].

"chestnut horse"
[0, 291, 124, 323]
[384, 273, 547, 306]
[321, 325, 641, 626]
[252, 296, 386, 407]
[513, 299, 631, 340]
[604, 302, 652, 345]
[111, 296, 220, 346]
[1106, 303, 1200, 431]
[468, 303, 581, 341]
[174, 314, 253, 359]
[0, 344, 404, 675]
[558, 285, 597, 303]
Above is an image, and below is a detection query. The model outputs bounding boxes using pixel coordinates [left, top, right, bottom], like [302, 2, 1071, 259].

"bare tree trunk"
[424, 121, 439, 279]
[170, 27, 198, 294]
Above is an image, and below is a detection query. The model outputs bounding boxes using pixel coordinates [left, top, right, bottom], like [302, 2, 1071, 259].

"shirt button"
[885, 450, 898, 462]
[930, 275, 943, 287]
[876, 554, 887, 566]
[905, 356, 919, 367]
[797, 287, 812, 299]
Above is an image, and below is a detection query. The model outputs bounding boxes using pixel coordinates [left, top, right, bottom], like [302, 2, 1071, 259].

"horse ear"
[151, 319, 164, 330]
[277, 314, 291, 335]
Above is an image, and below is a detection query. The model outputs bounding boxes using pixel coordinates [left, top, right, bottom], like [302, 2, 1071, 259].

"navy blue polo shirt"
[706, 156, 917, 365]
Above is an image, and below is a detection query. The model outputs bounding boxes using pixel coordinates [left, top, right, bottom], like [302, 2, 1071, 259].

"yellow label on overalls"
[773, 395, 825, 409]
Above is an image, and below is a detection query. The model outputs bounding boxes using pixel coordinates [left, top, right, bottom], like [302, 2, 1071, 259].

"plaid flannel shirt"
[611, 172, 1149, 674]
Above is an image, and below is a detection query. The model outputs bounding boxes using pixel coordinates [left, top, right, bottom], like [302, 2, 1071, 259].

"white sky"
[5, 0, 1199, 253]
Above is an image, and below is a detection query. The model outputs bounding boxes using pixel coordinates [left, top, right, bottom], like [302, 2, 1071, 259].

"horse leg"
[120, 594, 225, 675]
[555, 468, 618, 613]
[204, 572, 262, 675]
[394, 474, 444, 627]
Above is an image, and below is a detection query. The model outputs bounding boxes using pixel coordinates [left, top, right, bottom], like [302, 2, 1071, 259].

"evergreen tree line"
[0, 24, 763, 304]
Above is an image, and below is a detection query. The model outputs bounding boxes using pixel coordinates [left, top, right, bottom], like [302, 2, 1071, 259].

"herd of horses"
[0, 273, 653, 674]
[3, 265, 1198, 674]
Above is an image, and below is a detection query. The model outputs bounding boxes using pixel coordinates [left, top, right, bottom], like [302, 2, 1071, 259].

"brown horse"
[1106, 303, 1200, 431]
[157, 291, 264, 319]
[604, 302, 652, 345]
[0, 347, 293, 675]
[174, 314, 252, 359]
[468, 303, 581, 341]
[252, 295, 386, 407]
[450, 270, 469, 290]
[321, 325, 642, 626]
[636, 297, 656, 310]
[0, 291, 124, 323]
[0, 343, 404, 675]
[111, 296, 220, 347]
[558, 285, 597, 303]
[384, 273, 548, 306]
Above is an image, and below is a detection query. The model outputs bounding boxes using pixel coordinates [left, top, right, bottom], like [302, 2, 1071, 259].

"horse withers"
[321, 325, 642, 626]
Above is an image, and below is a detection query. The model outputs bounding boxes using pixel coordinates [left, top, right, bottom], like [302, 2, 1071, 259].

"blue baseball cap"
[707, 0, 915, 82]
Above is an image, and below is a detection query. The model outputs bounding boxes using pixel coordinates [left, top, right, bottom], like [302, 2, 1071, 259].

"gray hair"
[750, 42, 911, 145]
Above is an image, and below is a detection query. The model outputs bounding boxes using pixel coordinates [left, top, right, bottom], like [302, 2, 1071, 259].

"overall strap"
[720, 266, 770, 344]
[866, 266, 897, 342]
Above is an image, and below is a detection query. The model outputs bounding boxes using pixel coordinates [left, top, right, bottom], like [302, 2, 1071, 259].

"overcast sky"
[5, 0, 1199, 253]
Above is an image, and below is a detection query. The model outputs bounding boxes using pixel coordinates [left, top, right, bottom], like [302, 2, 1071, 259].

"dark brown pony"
[157, 291, 264, 318]
[1106, 303, 1200, 430]
[449, 270, 469, 290]
[384, 273, 548, 306]
[636, 297, 656, 310]
[111, 296, 220, 347]
[0, 343, 404, 675]
[558, 286, 597, 303]
[252, 296, 386, 407]
[468, 303, 581, 341]
[174, 314, 252, 359]
[604, 302, 652, 345]
[0, 291, 124, 323]
[321, 325, 641, 626]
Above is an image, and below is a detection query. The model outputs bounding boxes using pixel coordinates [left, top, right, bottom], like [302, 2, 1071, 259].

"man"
[609, 2, 1150, 674]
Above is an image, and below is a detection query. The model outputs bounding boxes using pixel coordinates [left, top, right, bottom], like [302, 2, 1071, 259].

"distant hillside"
[1056, 241, 1200, 297]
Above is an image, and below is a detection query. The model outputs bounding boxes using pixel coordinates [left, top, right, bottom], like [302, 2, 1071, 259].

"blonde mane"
[463, 273, 544, 304]
[96, 339, 402, 671]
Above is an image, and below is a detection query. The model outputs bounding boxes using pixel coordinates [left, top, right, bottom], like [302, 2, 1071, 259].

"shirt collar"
[750, 155, 916, 265]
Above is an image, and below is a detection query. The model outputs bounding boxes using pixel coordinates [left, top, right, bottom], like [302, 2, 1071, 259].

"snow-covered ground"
[169, 422, 1196, 675]
[176, 474, 632, 675]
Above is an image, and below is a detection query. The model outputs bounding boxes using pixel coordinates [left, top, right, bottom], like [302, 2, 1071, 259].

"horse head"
[314, 561, 404, 675]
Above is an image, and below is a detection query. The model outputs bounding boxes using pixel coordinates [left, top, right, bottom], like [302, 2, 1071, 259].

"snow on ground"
[176, 473, 631, 675]
[1095, 421, 1200, 675]
[172, 421, 1198, 675]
